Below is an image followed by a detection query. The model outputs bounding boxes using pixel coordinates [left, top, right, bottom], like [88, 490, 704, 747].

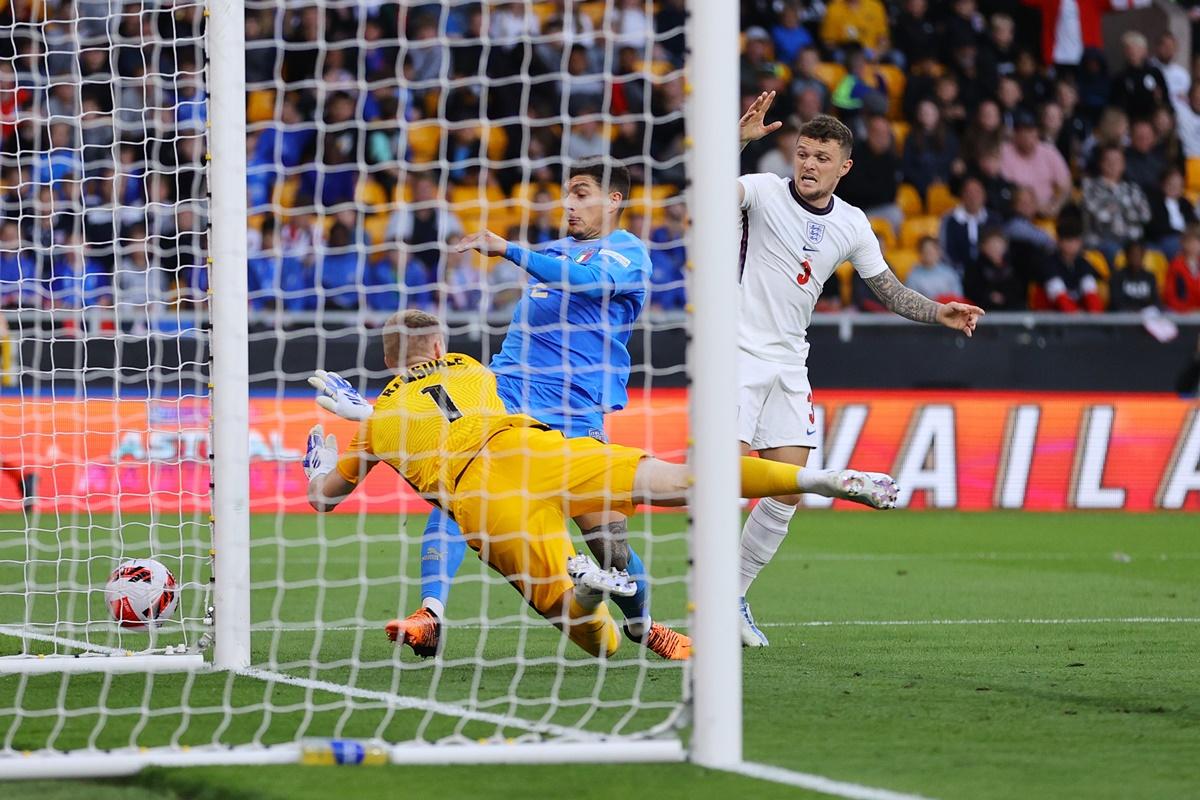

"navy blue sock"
[419, 507, 466, 612]
[612, 547, 650, 630]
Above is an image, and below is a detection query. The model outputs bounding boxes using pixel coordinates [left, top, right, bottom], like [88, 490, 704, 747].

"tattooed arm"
[863, 270, 985, 336]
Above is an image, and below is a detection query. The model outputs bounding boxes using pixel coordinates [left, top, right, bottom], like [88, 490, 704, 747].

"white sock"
[795, 467, 838, 496]
[422, 598, 445, 619]
[738, 497, 796, 596]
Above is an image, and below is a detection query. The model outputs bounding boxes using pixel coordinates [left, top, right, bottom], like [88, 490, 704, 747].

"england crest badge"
[806, 221, 825, 245]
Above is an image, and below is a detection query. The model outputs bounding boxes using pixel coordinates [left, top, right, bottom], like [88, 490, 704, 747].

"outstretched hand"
[937, 302, 985, 338]
[308, 369, 373, 421]
[739, 91, 783, 146]
[456, 230, 508, 257]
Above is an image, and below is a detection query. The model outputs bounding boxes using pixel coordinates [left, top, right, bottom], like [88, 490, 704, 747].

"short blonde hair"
[382, 309, 444, 367]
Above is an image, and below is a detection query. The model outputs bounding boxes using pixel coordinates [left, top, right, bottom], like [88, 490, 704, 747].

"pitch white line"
[732, 760, 936, 800]
[766, 617, 1200, 628]
[235, 666, 606, 741]
[248, 617, 1200, 634]
[0, 625, 131, 656]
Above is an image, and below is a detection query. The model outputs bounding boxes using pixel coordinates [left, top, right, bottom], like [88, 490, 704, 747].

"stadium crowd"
[2, 0, 1200, 321]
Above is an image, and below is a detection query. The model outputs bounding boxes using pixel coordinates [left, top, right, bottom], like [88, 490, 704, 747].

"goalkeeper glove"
[303, 425, 339, 481]
[308, 369, 373, 422]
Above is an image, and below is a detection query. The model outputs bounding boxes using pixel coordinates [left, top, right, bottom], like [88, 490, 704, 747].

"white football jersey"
[737, 173, 889, 363]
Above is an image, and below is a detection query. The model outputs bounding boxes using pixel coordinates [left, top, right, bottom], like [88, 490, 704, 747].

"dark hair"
[1056, 215, 1084, 240]
[797, 114, 854, 157]
[567, 158, 632, 205]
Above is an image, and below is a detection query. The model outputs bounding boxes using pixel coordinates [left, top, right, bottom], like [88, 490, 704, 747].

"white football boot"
[829, 469, 899, 509]
[567, 554, 638, 598]
[739, 596, 769, 647]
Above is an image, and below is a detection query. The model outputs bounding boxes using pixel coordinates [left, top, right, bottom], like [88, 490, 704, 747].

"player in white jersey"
[734, 95, 985, 646]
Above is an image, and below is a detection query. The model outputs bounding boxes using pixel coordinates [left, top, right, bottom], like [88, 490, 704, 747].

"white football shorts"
[736, 349, 819, 451]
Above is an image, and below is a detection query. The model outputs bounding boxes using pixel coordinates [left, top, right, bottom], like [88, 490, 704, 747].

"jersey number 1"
[421, 385, 463, 422]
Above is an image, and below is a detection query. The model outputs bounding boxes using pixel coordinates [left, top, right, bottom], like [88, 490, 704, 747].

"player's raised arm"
[457, 230, 633, 298]
[738, 91, 783, 205]
[863, 269, 985, 337]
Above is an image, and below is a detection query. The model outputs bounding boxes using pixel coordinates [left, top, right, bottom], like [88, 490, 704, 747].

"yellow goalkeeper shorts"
[450, 427, 646, 615]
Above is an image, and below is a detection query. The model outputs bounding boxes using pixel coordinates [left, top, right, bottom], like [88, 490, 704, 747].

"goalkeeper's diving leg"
[634, 455, 900, 509]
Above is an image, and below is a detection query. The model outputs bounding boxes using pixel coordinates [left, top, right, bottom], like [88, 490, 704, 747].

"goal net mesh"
[1, 0, 692, 756]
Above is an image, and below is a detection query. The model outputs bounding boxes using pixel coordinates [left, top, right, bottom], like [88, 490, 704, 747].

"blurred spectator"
[1111, 32, 1168, 120]
[1078, 49, 1112, 120]
[940, 0, 984, 61]
[387, 175, 463, 273]
[1001, 112, 1072, 217]
[902, 100, 960, 194]
[995, 76, 1026, 132]
[790, 48, 830, 110]
[114, 241, 169, 331]
[978, 13, 1017, 92]
[1022, 0, 1105, 73]
[974, 147, 1016, 220]
[1147, 168, 1197, 259]
[1173, 83, 1200, 158]
[611, 0, 651, 50]
[771, 4, 813, 66]
[564, 115, 609, 161]
[0, 220, 37, 308]
[487, 255, 525, 311]
[655, 0, 687, 65]
[831, 45, 888, 121]
[905, 237, 964, 302]
[1053, 80, 1091, 171]
[1004, 187, 1056, 268]
[961, 100, 1005, 168]
[509, 188, 559, 246]
[757, 124, 797, 179]
[1109, 241, 1161, 312]
[1081, 145, 1150, 265]
[444, 237, 484, 311]
[1083, 106, 1129, 171]
[820, 0, 889, 54]
[1123, 119, 1167, 196]
[1151, 31, 1190, 107]
[964, 228, 1025, 311]
[649, 203, 687, 311]
[740, 27, 781, 95]
[941, 176, 991, 273]
[893, 0, 937, 68]
[1043, 217, 1103, 313]
[837, 115, 902, 232]
[318, 220, 366, 310]
[1165, 229, 1200, 312]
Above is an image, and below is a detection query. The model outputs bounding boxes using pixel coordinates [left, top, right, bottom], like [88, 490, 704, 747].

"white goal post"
[0, 0, 741, 775]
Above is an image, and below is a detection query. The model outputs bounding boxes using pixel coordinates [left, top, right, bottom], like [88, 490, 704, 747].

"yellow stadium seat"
[837, 261, 854, 306]
[813, 62, 847, 93]
[407, 124, 441, 164]
[1083, 249, 1110, 280]
[580, 0, 606, 28]
[899, 215, 941, 249]
[925, 183, 957, 217]
[891, 121, 909, 154]
[356, 178, 389, 215]
[896, 183, 922, 218]
[872, 64, 906, 120]
[246, 90, 275, 124]
[364, 213, 391, 245]
[483, 125, 508, 162]
[1036, 219, 1057, 238]
[888, 248, 920, 281]
[869, 217, 896, 250]
[1188, 158, 1200, 193]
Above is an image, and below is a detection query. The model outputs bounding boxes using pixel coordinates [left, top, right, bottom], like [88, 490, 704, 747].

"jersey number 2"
[421, 385, 463, 422]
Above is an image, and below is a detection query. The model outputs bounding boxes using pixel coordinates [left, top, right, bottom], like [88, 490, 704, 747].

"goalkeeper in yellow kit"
[304, 310, 898, 659]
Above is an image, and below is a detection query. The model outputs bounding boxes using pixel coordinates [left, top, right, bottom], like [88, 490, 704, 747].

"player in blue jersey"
[391, 159, 691, 661]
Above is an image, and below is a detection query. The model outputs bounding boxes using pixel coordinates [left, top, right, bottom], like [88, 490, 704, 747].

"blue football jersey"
[490, 229, 651, 415]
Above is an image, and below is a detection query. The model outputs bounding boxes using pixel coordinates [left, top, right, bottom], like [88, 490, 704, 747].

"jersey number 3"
[421, 385, 463, 422]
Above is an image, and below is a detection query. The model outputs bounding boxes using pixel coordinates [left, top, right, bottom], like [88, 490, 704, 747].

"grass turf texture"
[1, 511, 1197, 799]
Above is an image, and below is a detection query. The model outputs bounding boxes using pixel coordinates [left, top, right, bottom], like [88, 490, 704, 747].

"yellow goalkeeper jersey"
[335, 353, 545, 499]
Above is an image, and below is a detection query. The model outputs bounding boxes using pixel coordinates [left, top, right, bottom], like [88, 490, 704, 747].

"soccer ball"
[105, 559, 179, 630]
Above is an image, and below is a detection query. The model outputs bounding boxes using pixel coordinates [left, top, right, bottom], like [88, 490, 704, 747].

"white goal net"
[0, 0, 720, 771]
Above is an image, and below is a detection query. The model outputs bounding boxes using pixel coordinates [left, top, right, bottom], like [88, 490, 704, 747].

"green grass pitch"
[1, 511, 1197, 799]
